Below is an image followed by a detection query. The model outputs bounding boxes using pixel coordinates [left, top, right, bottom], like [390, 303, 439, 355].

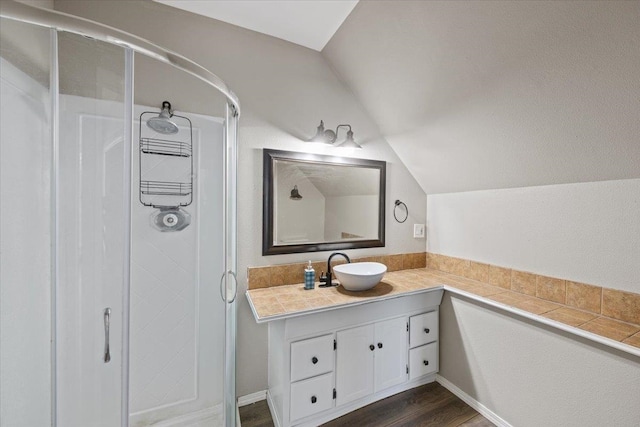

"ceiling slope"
[323, 1, 640, 194]
[155, 0, 358, 51]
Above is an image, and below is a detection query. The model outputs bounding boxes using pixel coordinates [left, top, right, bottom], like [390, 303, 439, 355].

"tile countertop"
[246, 268, 640, 357]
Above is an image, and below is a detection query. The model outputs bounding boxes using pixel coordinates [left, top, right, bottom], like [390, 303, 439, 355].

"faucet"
[319, 252, 351, 287]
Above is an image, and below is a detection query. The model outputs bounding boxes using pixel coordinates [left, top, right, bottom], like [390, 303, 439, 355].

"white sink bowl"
[333, 262, 387, 291]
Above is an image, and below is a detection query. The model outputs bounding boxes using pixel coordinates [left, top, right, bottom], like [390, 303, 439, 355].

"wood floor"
[238, 382, 493, 427]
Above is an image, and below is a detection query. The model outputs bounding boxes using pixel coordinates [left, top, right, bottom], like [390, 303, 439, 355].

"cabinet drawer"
[409, 342, 438, 380]
[291, 334, 334, 382]
[409, 311, 438, 348]
[290, 372, 334, 422]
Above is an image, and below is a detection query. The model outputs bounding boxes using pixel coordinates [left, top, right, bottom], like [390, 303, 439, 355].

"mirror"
[263, 149, 386, 255]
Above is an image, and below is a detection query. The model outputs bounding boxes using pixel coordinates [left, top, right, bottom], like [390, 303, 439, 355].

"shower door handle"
[219, 270, 238, 304]
[103, 308, 111, 363]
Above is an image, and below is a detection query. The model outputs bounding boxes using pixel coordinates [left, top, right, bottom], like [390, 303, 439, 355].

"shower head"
[147, 101, 179, 135]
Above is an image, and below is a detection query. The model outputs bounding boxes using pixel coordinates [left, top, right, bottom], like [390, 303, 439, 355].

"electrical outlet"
[413, 224, 425, 238]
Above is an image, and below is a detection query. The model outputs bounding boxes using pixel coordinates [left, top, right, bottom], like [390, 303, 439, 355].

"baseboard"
[238, 390, 267, 407]
[436, 375, 511, 427]
[266, 390, 282, 427]
[148, 404, 222, 427]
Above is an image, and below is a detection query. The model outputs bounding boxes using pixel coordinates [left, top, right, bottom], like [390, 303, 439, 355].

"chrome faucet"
[319, 252, 351, 287]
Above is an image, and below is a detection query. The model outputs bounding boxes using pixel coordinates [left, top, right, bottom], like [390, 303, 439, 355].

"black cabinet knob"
[311, 396, 317, 404]
[377, 342, 383, 349]
[369, 344, 375, 351]
[312, 356, 318, 364]
[423, 360, 429, 366]
[424, 328, 430, 334]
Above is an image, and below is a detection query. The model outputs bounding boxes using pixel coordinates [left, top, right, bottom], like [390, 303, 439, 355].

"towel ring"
[393, 200, 408, 223]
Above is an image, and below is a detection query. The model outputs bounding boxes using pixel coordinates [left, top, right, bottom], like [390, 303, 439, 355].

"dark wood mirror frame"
[263, 149, 386, 255]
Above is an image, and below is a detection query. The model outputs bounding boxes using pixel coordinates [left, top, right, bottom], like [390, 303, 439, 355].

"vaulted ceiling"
[322, 1, 640, 194]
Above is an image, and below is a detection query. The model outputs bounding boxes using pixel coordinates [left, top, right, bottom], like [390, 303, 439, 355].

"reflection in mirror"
[263, 149, 386, 255]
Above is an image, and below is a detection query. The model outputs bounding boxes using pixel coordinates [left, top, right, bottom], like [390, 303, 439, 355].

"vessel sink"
[332, 262, 387, 291]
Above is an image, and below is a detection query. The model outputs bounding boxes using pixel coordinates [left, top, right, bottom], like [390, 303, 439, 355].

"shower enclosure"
[0, 2, 239, 426]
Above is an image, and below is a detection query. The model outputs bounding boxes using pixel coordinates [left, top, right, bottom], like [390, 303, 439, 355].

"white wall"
[440, 294, 640, 427]
[0, 57, 51, 426]
[429, 181, 640, 426]
[54, 0, 427, 397]
[427, 179, 640, 294]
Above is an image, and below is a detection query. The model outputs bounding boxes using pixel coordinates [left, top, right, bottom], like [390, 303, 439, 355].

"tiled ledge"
[426, 252, 640, 327]
[246, 268, 640, 356]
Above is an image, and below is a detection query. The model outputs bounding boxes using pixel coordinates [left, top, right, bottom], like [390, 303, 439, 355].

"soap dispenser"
[304, 261, 315, 290]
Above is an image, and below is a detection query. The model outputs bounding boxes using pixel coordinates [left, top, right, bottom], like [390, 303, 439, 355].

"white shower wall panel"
[129, 106, 225, 425]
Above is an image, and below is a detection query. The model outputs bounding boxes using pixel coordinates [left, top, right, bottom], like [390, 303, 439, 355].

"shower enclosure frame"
[0, 1, 241, 426]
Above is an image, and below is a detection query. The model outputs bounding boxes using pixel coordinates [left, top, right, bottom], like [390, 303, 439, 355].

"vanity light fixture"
[290, 185, 303, 200]
[309, 120, 362, 149]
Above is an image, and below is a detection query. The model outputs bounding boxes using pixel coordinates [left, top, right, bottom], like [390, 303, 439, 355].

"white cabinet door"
[374, 317, 408, 392]
[336, 324, 374, 406]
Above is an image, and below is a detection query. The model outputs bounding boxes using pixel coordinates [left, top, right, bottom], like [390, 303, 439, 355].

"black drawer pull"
[312, 356, 318, 364]
[377, 342, 383, 349]
[424, 328, 430, 334]
[369, 344, 375, 351]
[423, 360, 429, 366]
[311, 396, 317, 404]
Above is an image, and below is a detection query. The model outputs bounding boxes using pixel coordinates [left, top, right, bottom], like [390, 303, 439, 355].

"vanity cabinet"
[266, 289, 443, 427]
[335, 317, 407, 406]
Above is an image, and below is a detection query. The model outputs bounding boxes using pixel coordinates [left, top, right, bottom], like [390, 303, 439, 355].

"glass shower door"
[0, 17, 53, 427]
[55, 31, 131, 427]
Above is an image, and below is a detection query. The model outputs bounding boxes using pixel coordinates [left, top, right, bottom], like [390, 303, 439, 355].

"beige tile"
[305, 297, 334, 309]
[446, 279, 506, 298]
[511, 270, 537, 296]
[602, 288, 640, 325]
[466, 261, 489, 282]
[623, 333, 640, 349]
[426, 253, 443, 271]
[249, 295, 279, 307]
[487, 291, 560, 315]
[444, 256, 465, 276]
[277, 292, 309, 302]
[386, 254, 403, 272]
[427, 253, 455, 273]
[536, 275, 566, 304]
[268, 265, 288, 287]
[402, 252, 426, 269]
[566, 281, 602, 314]
[488, 265, 511, 289]
[541, 307, 598, 327]
[285, 263, 307, 286]
[280, 299, 311, 313]
[579, 317, 640, 341]
[247, 267, 270, 289]
[253, 301, 285, 318]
